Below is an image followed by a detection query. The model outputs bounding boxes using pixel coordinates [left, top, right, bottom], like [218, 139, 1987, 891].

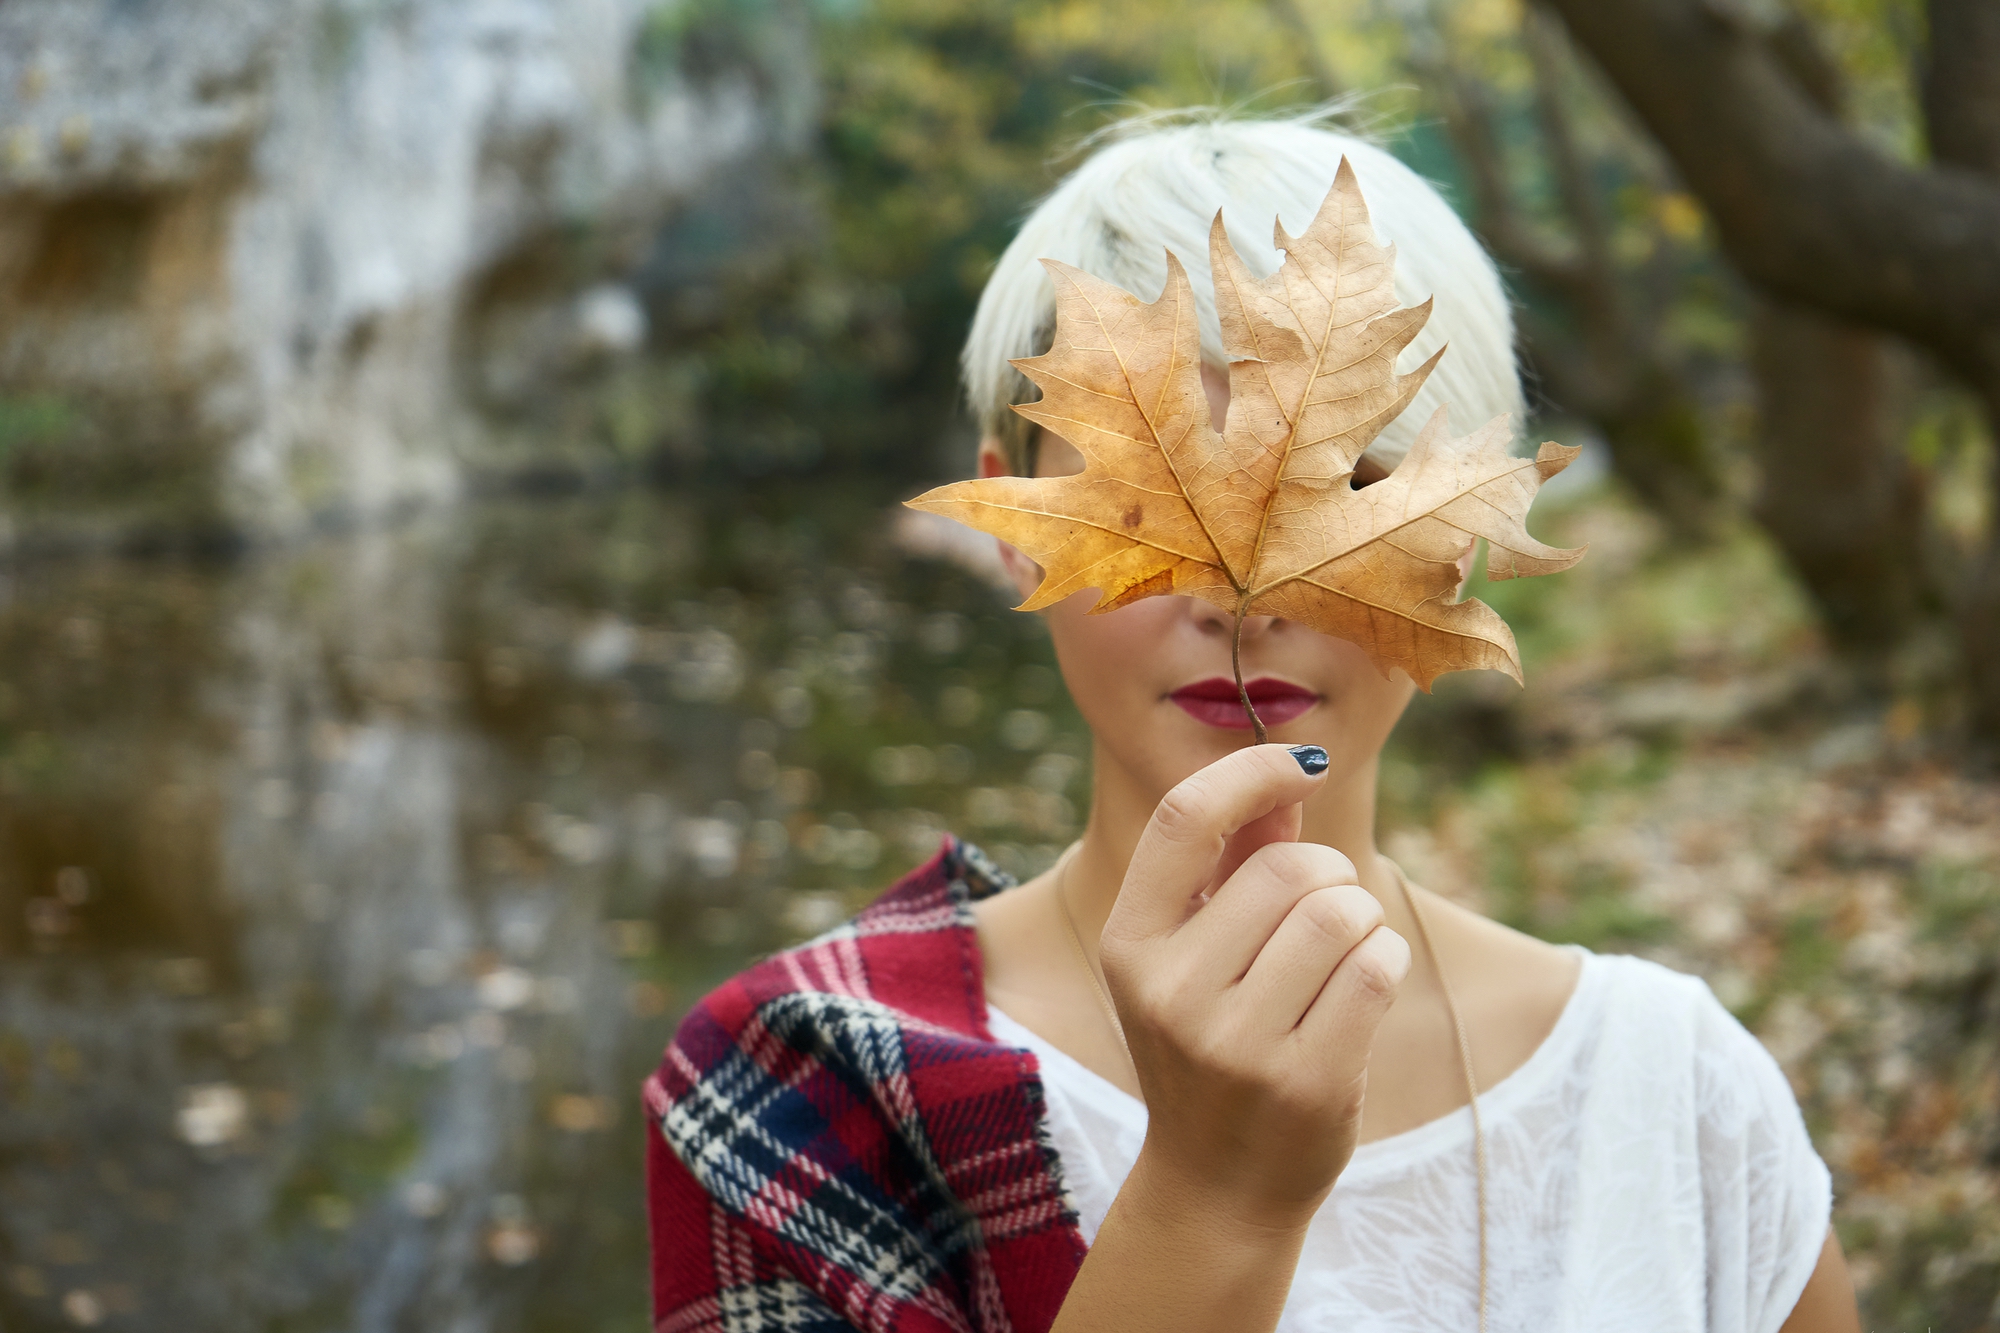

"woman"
[646, 114, 1861, 1332]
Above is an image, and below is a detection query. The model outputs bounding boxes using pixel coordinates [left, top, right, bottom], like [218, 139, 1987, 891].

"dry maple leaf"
[908, 158, 1584, 740]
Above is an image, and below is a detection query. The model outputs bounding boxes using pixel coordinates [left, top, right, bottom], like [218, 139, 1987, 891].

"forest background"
[0, 0, 1995, 1329]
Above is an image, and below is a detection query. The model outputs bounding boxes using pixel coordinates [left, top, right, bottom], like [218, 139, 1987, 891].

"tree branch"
[1751, 300, 1930, 653]
[1521, 10, 1616, 287]
[1925, 0, 2000, 177]
[1763, 12, 1847, 116]
[1415, 5, 1721, 532]
[1537, 0, 2000, 391]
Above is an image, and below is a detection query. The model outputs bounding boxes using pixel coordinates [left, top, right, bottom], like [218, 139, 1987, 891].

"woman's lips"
[1168, 676, 1320, 729]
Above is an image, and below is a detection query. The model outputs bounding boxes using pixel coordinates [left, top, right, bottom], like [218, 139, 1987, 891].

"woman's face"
[981, 367, 1423, 801]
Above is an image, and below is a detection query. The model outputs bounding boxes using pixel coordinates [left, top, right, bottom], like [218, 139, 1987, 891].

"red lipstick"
[1168, 676, 1319, 730]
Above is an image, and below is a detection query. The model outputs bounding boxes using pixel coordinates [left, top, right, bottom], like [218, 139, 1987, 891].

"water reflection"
[0, 483, 1083, 1331]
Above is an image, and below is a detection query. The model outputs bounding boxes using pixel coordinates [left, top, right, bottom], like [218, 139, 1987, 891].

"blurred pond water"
[0, 481, 1088, 1333]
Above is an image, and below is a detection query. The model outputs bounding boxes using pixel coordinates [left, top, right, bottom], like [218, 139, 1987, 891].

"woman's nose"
[1188, 597, 1276, 638]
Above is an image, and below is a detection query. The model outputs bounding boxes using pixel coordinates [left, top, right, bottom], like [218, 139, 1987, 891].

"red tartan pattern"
[646, 840, 1088, 1333]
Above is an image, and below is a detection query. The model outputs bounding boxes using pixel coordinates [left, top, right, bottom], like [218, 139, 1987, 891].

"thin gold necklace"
[1388, 857, 1490, 1333]
[1052, 844, 1489, 1332]
[1053, 845, 1133, 1066]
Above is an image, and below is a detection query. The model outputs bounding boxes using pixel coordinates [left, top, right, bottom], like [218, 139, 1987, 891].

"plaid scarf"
[645, 839, 1088, 1332]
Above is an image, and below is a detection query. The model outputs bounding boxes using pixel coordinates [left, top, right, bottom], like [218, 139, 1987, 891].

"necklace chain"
[1053, 846, 1132, 1065]
[1388, 859, 1489, 1333]
[1052, 844, 1488, 1332]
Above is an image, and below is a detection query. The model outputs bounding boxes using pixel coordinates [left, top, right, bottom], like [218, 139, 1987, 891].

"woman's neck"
[1063, 737, 1407, 949]
[980, 738, 1585, 1145]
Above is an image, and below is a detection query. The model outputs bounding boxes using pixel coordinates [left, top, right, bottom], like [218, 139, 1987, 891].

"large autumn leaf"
[908, 158, 1583, 730]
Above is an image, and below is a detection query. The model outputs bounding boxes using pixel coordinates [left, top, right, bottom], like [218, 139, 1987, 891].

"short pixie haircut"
[963, 112, 1522, 476]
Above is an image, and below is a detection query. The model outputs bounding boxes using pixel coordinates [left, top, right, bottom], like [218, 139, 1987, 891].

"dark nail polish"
[1288, 744, 1329, 775]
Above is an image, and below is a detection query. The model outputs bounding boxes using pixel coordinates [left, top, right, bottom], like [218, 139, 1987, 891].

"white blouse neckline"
[985, 943, 1601, 1183]
[983, 948, 1834, 1333]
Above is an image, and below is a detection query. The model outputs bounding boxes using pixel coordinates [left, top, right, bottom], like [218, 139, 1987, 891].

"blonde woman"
[645, 114, 1860, 1333]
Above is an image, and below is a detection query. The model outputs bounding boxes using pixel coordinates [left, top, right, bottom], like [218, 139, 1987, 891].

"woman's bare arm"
[1050, 1159, 1316, 1333]
[1779, 1229, 1862, 1333]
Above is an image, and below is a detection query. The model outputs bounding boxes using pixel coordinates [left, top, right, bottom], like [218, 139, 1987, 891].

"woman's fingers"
[1097, 745, 1412, 1233]
[1177, 841, 1360, 988]
[1109, 744, 1330, 945]
[1230, 881, 1384, 1032]
[1208, 800, 1303, 902]
[1292, 923, 1411, 1087]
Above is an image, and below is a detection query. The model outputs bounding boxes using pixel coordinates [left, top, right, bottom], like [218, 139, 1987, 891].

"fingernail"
[1287, 744, 1329, 775]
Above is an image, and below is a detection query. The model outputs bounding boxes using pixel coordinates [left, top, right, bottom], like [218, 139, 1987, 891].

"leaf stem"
[1231, 600, 1267, 744]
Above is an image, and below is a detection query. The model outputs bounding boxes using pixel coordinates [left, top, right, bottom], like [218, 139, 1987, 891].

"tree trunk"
[1923, 0, 2000, 176]
[1956, 366, 2000, 753]
[1554, 352, 1720, 540]
[1923, 0, 2000, 755]
[1418, 16, 1722, 541]
[1749, 301, 1929, 655]
[1536, 0, 2000, 748]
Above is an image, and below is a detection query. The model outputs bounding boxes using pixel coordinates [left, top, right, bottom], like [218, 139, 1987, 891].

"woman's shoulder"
[1570, 952, 1833, 1326]
[1567, 950, 1818, 1138]
[1580, 950, 1758, 1056]
[646, 836, 1041, 1192]
[659, 837, 1015, 1073]
[643, 840, 1083, 1333]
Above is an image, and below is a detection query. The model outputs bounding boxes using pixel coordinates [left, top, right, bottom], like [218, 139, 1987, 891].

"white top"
[987, 949, 1831, 1333]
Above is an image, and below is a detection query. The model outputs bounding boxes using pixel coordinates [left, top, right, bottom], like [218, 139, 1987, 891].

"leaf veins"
[908, 157, 1584, 694]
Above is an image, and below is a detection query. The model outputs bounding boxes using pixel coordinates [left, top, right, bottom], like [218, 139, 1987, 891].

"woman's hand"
[1048, 744, 1408, 1333]
[1102, 742, 1411, 1232]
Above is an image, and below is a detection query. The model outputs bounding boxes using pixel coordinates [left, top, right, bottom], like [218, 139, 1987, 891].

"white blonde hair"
[963, 111, 1522, 472]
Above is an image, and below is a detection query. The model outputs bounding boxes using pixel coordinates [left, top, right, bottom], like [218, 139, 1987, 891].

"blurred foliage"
[1790, 0, 1927, 158]
[654, 0, 1395, 479]
[4, 0, 1996, 1327]
[653, 0, 1983, 664]
[0, 392, 215, 518]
